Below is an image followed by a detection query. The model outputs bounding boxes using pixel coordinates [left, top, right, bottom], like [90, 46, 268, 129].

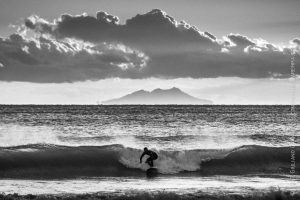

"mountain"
[102, 87, 213, 104]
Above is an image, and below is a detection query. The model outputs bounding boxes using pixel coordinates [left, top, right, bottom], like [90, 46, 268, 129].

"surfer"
[140, 147, 158, 167]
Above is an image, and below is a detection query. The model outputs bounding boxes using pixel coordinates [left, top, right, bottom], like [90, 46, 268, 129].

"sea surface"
[0, 105, 299, 198]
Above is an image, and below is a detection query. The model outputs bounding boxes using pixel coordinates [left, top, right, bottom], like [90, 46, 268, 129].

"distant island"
[102, 87, 213, 105]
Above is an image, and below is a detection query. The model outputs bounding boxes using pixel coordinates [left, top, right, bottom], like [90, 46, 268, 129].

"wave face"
[0, 144, 298, 179]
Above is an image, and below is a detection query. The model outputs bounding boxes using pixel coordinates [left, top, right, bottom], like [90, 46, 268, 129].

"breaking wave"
[0, 144, 298, 178]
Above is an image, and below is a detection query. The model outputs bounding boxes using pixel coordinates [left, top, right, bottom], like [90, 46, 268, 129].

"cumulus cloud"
[227, 34, 255, 48]
[0, 33, 147, 82]
[0, 9, 299, 82]
[25, 9, 218, 54]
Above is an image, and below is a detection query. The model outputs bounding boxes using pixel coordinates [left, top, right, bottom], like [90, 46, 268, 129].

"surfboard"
[146, 167, 158, 178]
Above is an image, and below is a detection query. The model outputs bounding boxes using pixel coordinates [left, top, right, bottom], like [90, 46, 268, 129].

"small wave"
[135, 135, 198, 141]
[201, 145, 299, 175]
[0, 144, 298, 178]
[247, 134, 300, 144]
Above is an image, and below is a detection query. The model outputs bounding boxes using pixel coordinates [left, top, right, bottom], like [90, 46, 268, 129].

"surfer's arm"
[140, 152, 145, 163]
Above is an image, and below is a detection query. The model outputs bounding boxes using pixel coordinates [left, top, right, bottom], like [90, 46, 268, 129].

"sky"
[0, 0, 299, 104]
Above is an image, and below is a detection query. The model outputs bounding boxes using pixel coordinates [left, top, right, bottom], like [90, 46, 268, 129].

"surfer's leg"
[149, 158, 154, 167]
[149, 160, 153, 167]
[151, 155, 157, 166]
[145, 157, 150, 165]
[146, 157, 153, 167]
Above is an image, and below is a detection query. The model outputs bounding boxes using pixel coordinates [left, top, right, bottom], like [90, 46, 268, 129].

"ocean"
[0, 105, 299, 199]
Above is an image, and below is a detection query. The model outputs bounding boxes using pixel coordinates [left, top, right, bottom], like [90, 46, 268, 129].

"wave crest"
[119, 147, 229, 174]
[0, 144, 298, 178]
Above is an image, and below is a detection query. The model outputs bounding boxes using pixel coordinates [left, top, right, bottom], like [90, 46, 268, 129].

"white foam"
[119, 147, 229, 174]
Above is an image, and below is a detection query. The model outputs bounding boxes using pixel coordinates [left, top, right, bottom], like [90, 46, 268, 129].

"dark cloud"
[0, 9, 299, 82]
[293, 38, 300, 46]
[25, 9, 219, 54]
[204, 32, 216, 40]
[227, 34, 255, 48]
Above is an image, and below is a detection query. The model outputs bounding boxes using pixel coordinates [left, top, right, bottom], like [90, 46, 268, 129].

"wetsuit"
[140, 150, 158, 167]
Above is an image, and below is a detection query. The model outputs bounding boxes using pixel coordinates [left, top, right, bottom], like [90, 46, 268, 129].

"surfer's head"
[144, 147, 148, 152]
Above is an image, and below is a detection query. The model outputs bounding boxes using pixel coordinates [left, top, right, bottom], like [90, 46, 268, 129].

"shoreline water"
[1, 176, 299, 195]
[1, 190, 300, 200]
